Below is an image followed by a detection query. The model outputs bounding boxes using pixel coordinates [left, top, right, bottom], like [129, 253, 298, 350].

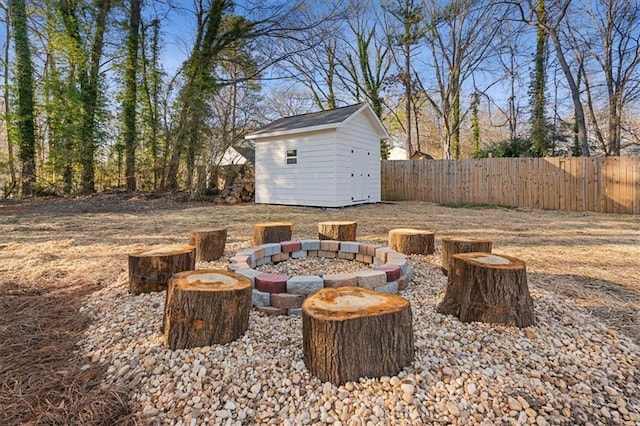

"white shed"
[245, 103, 389, 207]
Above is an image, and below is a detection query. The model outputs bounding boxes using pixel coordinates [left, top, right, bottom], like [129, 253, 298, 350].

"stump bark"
[302, 286, 413, 384]
[163, 270, 252, 349]
[436, 252, 535, 328]
[318, 221, 357, 241]
[441, 237, 493, 275]
[388, 228, 435, 255]
[189, 228, 227, 261]
[128, 244, 195, 295]
[253, 222, 293, 245]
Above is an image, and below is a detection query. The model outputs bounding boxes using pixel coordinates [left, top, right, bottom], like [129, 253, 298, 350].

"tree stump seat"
[128, 244, 196, 295]
[189, 228, 227, 261]
[388, 228, 435, 255]
[302, 286, 414, 384]
[318, 221, 357, 241]
[163, 270, 252, 350]
[436, 252, 535, 328]
[441, 237, 493, 275]
[253, 222, 293, 245]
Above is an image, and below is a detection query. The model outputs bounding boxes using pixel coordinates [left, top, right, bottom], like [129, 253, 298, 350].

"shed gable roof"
[245, 102, 388, 140]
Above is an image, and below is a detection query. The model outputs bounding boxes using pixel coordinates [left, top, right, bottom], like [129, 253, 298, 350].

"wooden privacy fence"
[381, 157, 640, 214]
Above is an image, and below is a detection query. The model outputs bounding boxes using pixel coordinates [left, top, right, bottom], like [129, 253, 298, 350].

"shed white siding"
[335, 111, 381, 205]
[254, 130, 339, 207]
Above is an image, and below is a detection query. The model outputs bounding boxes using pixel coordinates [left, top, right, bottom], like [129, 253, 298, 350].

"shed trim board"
[247, 103, 386, 208]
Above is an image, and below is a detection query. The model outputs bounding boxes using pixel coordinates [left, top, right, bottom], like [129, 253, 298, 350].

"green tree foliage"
[165, 1, 256, 190]
[474, 137, 532, 158]
[9, 0, 36, 196]
[58, 0, 113, 194]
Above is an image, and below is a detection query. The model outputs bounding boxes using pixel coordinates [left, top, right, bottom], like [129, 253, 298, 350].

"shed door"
[351, 148, 368, 202]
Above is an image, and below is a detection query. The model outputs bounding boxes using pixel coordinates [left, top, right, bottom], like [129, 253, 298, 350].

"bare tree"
[382, 0, 423, 159]
[338, 0, 392, 119]
[419, 0, 503, 159]
[569, 0, 640, 155]
[274, 1, 345, 111]
[489, 18, 529, 144]
[505, 0, 590, 156]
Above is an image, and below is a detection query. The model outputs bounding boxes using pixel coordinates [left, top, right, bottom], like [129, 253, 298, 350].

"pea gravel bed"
[78, 244, 640, 426]
[256, 257, 371, 276]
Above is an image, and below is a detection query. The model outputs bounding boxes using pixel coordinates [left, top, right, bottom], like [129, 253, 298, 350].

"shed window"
[286, 149, 297, 165]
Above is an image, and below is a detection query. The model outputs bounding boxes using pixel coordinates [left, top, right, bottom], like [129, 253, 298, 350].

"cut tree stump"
[189, 228, 227, 261]
[128, 244, 195, 295]
[388, 228, 435, 255]
[318, 221, 357, 241]
[163, 270, 252, 349]
[436, 252, 535, 328]
[253, 222, 293, 246]
[441, 237, 493, 275]
[302, 286, 413, 384]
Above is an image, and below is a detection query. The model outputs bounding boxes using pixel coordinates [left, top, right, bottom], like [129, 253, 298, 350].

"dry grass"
[1, 194, 639, 424]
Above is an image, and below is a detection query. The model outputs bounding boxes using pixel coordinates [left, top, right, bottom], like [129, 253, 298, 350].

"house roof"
[233, 144, 255, 163]
[245, 102, 389, 140]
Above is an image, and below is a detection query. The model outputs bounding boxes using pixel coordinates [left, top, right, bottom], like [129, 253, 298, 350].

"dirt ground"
[1, 194, 639, 424]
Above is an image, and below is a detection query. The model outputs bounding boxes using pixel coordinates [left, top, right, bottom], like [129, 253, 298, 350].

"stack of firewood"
[213, 177, 255, 205]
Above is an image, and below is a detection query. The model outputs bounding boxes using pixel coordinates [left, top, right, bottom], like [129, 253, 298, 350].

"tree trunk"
[547, 29, 589, 157]
[128, 244, 195, 294]
[441, 237, 492, 275]
[253, 222, 293, 245]
[189, 228, 227, 261]
[79, 0, 112, 193]
[530, 0, 548, 156]
[2, 9, 16, 187]
[163, 270, 252, 349]
[302, 287, 413, 384]
[9, 0, 37, 196]
[123, 0, 142, 191]
[388, 228, 434, 255]
[437, 252, 535, 328]
[318, 221, 357, 241]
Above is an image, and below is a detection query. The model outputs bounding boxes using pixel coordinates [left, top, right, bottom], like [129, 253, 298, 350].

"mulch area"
[0, 279, 138, 425]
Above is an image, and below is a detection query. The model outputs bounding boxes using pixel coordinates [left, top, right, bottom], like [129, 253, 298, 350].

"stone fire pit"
[227, 240, 413, 315]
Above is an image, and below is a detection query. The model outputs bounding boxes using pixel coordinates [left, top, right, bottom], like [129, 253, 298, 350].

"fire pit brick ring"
[228, 240, 414, 315]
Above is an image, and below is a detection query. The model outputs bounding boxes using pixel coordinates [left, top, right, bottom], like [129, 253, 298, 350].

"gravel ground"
[79, 243, 640, 426]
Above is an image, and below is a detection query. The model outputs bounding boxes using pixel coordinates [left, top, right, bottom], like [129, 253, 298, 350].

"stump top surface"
[131, 244, 195, 257]
[318, 221, 356, 226]
[441, 236, 492, 243]
[302, 287, 409, 320]
[389, 228, 433, 235]
[254, 221, 293, 227]
[454, 252, 525, 269]
[172, 270, 251, 291]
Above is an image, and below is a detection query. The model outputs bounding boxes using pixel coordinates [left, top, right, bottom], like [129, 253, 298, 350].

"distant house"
[218, 142, 255, 166]
[388, 146, 434, 160]
[245, 103, 388, 207]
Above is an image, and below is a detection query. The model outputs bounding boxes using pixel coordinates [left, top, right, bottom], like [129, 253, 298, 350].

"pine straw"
[0, 279, 139, 426]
